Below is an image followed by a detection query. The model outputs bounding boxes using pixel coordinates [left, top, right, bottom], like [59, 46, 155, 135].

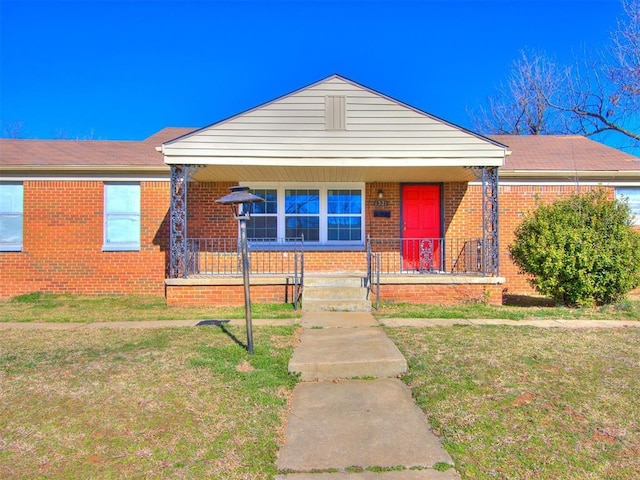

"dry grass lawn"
[388, 326, 640, 480]
[0, 324, 298, 479]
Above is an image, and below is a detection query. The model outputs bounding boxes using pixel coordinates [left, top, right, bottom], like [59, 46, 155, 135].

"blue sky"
[0, 0, 623, 144]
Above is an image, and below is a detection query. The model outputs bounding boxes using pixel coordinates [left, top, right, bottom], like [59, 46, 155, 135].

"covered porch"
[160, 75, 507, 307]
[163, 172, 504, 307]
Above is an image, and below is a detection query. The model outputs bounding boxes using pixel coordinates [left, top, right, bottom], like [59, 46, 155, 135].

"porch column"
[481, 166, 499, 276]
[169, 165, 189, 278]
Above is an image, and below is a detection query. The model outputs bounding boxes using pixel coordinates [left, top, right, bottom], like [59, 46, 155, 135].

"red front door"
[402, 185, 442, 271]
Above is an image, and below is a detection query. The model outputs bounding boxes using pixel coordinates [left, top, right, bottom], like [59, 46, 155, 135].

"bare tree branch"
[472, 0, 640, 148]
[471, 50, 565, 135]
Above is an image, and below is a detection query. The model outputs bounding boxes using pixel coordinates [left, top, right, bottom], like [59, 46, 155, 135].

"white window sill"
[102, 245, 140, 252]
[0, 245, 22, 252]
[249, 243, 364, 252]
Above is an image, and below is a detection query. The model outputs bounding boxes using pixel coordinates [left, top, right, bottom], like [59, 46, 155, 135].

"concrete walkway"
[276, 312, 460, 480]
[0, 312, 640, 330]
[0, 318, 298, 329]
[1, 317, 637, 330]
[379, 318, 640, 328]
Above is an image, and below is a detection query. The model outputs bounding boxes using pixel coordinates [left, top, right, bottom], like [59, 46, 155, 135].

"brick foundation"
[165, 275, 504, 307]
[377, 282, 503, 306]
[165, 284, 290, 306]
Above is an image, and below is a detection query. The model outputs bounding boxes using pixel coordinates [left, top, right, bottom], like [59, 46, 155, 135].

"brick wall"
[378, 283, 503, 306]
[188, 182, 238, 239]
[0, 180, 170, 298]
[166, 284, 288, 306]
[5, 179, 631, 302]
[366, 182, 401, 239]
[498, 184, 611, 294]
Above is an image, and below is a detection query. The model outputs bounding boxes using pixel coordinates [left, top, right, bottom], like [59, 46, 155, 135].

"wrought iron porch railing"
[186, 237, 304, 308]
[365, 243, 381, 310]
[365, 236, 489, 310]
[366, 237, 488, 276]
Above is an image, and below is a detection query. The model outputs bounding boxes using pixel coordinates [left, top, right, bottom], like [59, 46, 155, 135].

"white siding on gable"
[162, 76, 506, 166]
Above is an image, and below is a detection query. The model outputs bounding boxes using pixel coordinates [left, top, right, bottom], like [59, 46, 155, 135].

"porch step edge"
[304, 276, 364, 287]
[303, 299, 372, 312]
[303, 286, 368, 301]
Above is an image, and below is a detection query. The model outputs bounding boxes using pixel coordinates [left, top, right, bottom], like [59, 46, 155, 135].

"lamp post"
[215, 186, 265, 354]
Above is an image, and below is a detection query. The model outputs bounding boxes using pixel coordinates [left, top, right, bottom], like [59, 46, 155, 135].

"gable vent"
[325, 96, 346, 130]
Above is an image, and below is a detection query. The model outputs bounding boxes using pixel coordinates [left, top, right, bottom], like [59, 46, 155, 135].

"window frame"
[615, 186, 640, 226]
[246, 182, 365, 246]
[0, 182, 24, 252]
[246, 188, 279, 240]
[103, 182, 141, 251]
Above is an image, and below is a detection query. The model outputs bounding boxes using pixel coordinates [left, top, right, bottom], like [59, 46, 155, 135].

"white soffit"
[190, 165, 480, 183]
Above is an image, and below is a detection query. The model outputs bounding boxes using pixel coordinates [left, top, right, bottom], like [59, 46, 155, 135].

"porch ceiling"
[190, 164, 480, 183]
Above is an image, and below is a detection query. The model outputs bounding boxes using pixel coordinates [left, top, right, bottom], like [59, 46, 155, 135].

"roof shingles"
[1, 129, 639, 173]
[0, 128, 195, 167]
[491, 135, 640, 172]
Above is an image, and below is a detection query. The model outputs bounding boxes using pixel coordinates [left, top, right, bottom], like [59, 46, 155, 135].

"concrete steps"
[302, 275, 371, 312]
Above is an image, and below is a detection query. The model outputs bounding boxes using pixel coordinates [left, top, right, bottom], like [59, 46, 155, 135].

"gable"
[161, 75, 507, 166]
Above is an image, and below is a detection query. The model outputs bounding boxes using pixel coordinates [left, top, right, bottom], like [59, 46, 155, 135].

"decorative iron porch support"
[481, 166, 499, 276]
[169, 165, 189, 278]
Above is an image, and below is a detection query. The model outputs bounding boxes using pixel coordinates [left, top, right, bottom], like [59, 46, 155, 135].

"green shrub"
[509, 189, 640, 307]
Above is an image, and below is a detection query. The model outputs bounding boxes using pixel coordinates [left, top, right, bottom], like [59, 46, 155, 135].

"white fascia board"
[0, 174, 170, 182]
[495, 180, 640, 187]
[0, 165, 169, 173]
[163, 156, 504, 168]
[498, 171, 640, 184]
[500, 170, 640, 178]
[0, 165, 170, 182]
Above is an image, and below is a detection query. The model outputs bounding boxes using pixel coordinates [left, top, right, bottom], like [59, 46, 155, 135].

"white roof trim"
[164, 157, 504, 167]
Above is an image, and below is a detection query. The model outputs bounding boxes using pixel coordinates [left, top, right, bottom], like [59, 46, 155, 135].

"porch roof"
[161, 75, 508, 183]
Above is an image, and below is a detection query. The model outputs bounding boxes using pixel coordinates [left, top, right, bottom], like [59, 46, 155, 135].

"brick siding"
[498, 184, 613, 295]
[0, 180, 169, 298]
[3, 179, 633, 303]
[377, 283, 503, 306]
[166, 284, 288, 306]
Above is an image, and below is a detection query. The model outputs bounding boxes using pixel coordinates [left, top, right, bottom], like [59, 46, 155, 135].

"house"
[1, 75, 639, 307]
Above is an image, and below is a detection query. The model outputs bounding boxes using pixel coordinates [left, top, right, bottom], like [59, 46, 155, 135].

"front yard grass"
[0, 324, 298, 479]
[2, 293, 639, 479]
[387, 326, 640, 480]
[2, 292, 639, 324]
[0, 292, 301, 323]
[375, 296, 640, 321]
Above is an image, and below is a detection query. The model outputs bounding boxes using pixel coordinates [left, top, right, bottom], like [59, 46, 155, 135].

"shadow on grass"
[196, 320, 248, 351]
[502, 294, 557, 308]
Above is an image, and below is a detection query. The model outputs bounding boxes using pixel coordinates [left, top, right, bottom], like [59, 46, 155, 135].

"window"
[616, 187, 640, 225]
[246, 189, 278, 239]
[327, 189, 362, 241]
[285, 189, 320, 241]
[247, 183, 364, 245]
[0, 182, 23, 251]
[104, 183, 140, 251]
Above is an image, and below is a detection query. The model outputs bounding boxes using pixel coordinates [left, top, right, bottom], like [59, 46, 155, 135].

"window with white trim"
[247, 183, 364, 245]
[616, 187, 640, 225]
[327, 189, 362, 241]
[285, 188, 320, 241]
[103, 183, 140, 251]
[246, 188, 278, 239]
[0, 182, 23, 251]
